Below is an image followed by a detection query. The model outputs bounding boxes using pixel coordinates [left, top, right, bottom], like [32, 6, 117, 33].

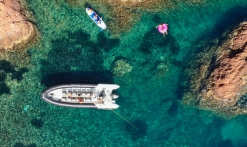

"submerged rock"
[155, 62, 169, 77]
[0, 0, 35, 50]
[112, 59, 133, 77]
[183, 21, 247, 117]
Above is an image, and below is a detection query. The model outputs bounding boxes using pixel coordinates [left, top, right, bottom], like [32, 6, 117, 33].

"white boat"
[41, 84, 120, 110]
[86, 8, 106, 29]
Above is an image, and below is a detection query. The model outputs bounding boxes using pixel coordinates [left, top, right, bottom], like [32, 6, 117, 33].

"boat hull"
[41, 84, 120, 109]
[86, 8, 106, 29]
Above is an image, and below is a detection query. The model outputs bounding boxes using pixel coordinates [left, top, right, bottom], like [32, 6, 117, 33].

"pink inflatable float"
[156, 24, 168, 35]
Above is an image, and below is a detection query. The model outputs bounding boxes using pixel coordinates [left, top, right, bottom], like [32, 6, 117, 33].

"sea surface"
[1, 0, 247, 147]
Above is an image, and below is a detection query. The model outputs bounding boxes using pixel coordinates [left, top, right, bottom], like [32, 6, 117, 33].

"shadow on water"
[138, 28, 179, 55]
[40, 30, 120, 87]
[41, 71, 113, 87]
[125, 119, 147, 141]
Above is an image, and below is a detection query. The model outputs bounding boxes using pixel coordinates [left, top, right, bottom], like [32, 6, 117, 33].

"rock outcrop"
[111, 59, 133, 77]
[0, 0, 35, 50]
[183, 21, 247, 117]
[208, 22, 247, 102]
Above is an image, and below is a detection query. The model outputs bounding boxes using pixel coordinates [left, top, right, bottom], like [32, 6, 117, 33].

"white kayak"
[86, 8, 106, 30]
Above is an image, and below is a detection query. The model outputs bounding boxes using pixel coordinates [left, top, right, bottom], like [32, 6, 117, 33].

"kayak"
[86, 8, 106, 30]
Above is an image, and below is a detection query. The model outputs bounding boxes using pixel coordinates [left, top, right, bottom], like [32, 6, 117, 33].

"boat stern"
[95, 103, 119, 110]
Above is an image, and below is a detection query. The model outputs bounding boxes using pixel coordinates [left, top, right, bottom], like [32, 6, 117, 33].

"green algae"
[31, 118, 44, 128]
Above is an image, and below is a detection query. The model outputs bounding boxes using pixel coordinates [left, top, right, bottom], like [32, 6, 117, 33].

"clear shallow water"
[1, 0, 247, 146]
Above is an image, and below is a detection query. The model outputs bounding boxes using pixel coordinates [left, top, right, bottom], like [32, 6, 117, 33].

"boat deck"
[41, 84, 119, 109]
[48, 87, 105, 104]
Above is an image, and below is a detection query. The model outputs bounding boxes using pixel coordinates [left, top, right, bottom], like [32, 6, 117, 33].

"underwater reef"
[66, 0, 204, 35]
[111, 59, 133, 77]
[183, 21, 247, 117]
[0, 0, 37, 50]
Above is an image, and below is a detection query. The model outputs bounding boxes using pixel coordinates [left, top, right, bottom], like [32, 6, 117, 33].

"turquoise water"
[1, 0, 247, 146]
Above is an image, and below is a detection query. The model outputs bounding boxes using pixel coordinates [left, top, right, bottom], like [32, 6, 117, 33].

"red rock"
[209, 22, 247, 102]
[0, 0, 34, 50]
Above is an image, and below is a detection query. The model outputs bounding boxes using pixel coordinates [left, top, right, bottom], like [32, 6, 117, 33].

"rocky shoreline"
[183, 21, 247, 117]
[0, 0, 36, 50]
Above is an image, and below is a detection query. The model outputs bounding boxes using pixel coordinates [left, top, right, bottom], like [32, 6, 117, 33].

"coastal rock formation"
[112, 59, 133, 77]
[208, 22, 247, 101]
[183, 21, 247, 116]
[0, 0, 34, 50]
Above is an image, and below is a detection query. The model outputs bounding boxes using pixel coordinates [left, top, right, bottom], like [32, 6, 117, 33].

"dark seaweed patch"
[166, 35, 180, 55]
[0, 83, 10, 95]
[11, 68, 28, 81]
[0, 71, 6, 82]
[40, 30, 117, 87]
[169, 46, 180, 55]
[139, 42, 152, 54]
[31, 118, 44, 128]
[0, 60, 27, 96]
[167, 101, 179, 116]
[171, 59, 184, 68]
[139, 28, 160, 54]
[125, 119, 147, 141]
[26, 143, 37, 147]
[218, 139, 234, 147]
[176, 81, 187, 100]
[138, 28, 179, 55]
[115, 93, 126, 106]
[0, 60, 27, 82]
[0, 60, 15, 73]
[14, 143, 25, 147]
[97, 32, 120, 52]
[152, 14, 162, 23]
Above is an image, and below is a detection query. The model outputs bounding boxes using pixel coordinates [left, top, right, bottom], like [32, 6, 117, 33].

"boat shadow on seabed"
[41, 71, 114, 87]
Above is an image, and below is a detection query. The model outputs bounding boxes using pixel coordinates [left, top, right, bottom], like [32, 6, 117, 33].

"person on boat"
[89, 8, 98, 20]
[78, 97, 83, 103]
[156, 24, 168, 36]
[93, 15, 98, 21]
[88, 8, 94, 16]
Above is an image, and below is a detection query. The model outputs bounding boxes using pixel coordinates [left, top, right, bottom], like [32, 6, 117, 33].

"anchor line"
[111, 110, 138, 130]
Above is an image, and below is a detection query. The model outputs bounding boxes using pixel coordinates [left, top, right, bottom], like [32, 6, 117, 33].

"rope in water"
[111, 110, 138, 130]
